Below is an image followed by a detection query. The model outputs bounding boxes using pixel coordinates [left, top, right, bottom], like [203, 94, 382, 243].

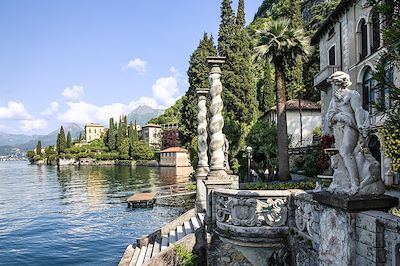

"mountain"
[127, 105, 164, 125]
[0, 123, 82, 151]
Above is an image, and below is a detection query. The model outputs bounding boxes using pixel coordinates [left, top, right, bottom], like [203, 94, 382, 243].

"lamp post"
[246, 146, 253, 181]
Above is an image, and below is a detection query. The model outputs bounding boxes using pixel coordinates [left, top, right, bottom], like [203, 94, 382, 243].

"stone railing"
[293, 192, 321, 243]
[211, 189, 293, 242]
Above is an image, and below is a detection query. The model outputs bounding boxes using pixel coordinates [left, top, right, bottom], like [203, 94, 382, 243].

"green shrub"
[175, 244, 196, 266]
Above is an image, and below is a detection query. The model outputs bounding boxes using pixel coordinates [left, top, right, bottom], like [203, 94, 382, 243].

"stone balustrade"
[211, 189, 295, 243]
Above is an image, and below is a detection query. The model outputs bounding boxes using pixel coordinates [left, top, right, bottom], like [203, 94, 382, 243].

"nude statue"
[326, 71, 384, 195]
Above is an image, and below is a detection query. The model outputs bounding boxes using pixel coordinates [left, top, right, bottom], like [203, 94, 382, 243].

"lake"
[0, 161, 192, 265]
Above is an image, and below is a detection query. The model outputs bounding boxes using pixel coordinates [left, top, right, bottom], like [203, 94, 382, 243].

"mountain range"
[0, 123, 82, 154]
[127, 105, 164, 125]
[0, 105, 164, 155]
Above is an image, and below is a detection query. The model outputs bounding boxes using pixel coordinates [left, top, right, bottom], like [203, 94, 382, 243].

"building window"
[383, 64, 394, 109]
[371, 11, 380, 53]
[359, 19, 368, 61]
[89, 129, 91, 133]
[362, 67, 376, 112]
[328, 46, 336, 66]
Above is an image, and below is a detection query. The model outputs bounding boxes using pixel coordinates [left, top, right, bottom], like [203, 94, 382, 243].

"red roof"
[160, 147, 188, 153]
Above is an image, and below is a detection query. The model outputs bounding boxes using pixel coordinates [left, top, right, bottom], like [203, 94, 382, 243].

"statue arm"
[351, 91, 370, 136]
[326, 99, 336, 124]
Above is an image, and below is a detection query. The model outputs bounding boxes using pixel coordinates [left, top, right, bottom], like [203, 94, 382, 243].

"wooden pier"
[127, 182, 196, 208]
[127, 192, 156, 208]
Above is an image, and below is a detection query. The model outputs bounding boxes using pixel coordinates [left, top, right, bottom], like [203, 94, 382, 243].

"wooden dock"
[127, 182, 196, 208]
[127, 192, 156, 208]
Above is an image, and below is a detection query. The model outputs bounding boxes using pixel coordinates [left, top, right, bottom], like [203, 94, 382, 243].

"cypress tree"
[286, 0, 305, 100]
[57, 126, 66, 154]
[108, 118, 116, 150]
[218, 0, 258, 163]
[179, 33, 217, 147]
[257, 61, 275, 114]
[116, 116, 124, 151]
[66, 131, 72, 148]
[218, 0, 235, 57]
[36, 141, 42, 156]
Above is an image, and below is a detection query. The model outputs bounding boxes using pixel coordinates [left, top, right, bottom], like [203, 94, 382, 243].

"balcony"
[314, 65, 340, 89]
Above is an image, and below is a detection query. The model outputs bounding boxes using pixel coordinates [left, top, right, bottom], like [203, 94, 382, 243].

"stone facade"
[159, 147, 192, 167]
[141, 124, 162, 149]
[84, 123, 105, 142]
[312, 0, 400, 185]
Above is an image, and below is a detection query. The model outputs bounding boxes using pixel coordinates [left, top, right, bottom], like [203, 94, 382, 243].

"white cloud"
[122, 58, 147, 73]
[0, 101, 32, 120]
[41, 101, 59, 116]
[58, 101, 133, 125]
[62, 85, 84, 102]
[151, 76, 180, 107]
[19, 119, 47, 132]
[169, 66, 181, 77]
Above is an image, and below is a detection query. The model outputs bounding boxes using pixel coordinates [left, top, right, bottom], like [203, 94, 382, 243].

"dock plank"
[127, 192, 156, 208]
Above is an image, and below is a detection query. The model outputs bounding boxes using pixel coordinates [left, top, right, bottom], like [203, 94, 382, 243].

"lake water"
[0, 161, 192, 266]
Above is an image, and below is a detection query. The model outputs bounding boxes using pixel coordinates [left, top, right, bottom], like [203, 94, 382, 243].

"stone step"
[176, 225, 185, 241]
[144, 243, 153, 262]
[135, 245, 147, 266]
[129, 247, 141, 266]
[161, 235, 169, 251]
[119, 244, 134, 266]
[184, 220, 193, 234]
[152, 240, 160, 257]
[190, 216, 200, 230]
[169, 229, 177, 245]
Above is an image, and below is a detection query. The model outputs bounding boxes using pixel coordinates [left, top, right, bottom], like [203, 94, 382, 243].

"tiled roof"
[269, 99, 321, 111]
[160, 147, 188, 153]
[143, 123, 162, 128]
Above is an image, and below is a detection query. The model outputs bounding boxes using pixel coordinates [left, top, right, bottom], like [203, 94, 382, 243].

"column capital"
[196, 88, 209, 97]
[206, 56, 226, 65]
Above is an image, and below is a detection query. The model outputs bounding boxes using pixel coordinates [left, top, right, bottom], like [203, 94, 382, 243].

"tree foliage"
[179, 33, 216, 147]
[56, 126, 66, 154]
[254, 19, 310, 180]
[161, 129, 181, 149]
[36, 141, 42, 156]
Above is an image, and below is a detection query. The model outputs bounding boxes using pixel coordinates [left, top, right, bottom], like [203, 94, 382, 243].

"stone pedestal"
[310, 191, 398, 265]
[313, 191, 398, 212]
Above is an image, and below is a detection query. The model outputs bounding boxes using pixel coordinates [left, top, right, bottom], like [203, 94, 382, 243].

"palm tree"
[254, 19, 310, 181]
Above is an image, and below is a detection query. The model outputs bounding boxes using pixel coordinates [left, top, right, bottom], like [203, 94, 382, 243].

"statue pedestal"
[313, 191, 398, 212]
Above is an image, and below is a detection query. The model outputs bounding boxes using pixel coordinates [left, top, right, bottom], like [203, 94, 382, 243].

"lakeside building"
[141, 124, 162, 149]
[159, 147, 191, 167]
[311, 0, 400, 184]
[262, 99, 321, 147]
[84, 123, 105, 142]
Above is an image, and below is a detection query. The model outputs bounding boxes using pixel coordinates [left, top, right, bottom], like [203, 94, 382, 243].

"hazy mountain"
[0, 123, 82, 151]
[127, 105, 164, 125]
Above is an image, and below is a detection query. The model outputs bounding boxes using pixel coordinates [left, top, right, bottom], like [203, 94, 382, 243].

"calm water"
[0, 161, 191, 266]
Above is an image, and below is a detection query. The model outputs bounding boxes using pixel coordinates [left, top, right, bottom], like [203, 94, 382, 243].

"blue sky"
[0, 0, 262, 135]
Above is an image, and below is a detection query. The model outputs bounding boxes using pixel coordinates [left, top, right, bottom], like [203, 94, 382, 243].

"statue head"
[327, 71, 352, 89]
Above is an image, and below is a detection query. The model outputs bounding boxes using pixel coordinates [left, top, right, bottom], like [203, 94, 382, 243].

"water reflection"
[159, 166, 193, 184]
[0, 162, 188, 266]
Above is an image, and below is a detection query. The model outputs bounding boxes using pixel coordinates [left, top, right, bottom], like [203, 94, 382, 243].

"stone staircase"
[119, 210, 204, 266]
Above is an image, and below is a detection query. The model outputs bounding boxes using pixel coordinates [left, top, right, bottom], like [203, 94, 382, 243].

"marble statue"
[325, 71, 384, 195]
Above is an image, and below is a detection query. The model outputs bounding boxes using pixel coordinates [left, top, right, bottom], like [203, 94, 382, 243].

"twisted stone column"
[195, 88, 209, 212]
[206, 56, 227, 179]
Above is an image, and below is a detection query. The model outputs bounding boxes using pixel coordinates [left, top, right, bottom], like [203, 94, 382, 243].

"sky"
[0, 0, 262, 135]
